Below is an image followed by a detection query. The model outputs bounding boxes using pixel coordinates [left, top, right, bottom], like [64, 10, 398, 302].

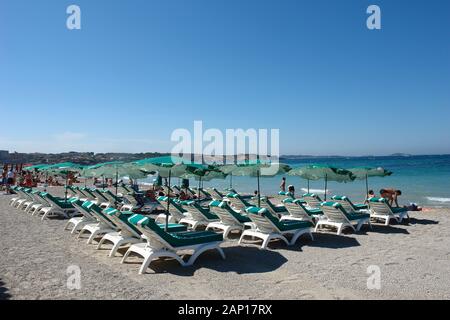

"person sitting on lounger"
[287, 185, 295, 198]
[365, 190, 375, 203]
[179, 190, 190, 201]
[280, 177, 286, 192]
[380, 188, 402, 207]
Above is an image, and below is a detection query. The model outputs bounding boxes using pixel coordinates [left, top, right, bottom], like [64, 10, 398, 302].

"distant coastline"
[1, 149, 449, 165]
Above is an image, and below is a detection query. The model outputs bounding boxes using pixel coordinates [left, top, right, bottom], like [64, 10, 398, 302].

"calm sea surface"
[141, 155, 450, 208]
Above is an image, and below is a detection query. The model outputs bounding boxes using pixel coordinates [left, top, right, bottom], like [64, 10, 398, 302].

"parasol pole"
[165, 169, 171, 232]
[365, 173, 369, 198]
[64, 172, 69, 202]
[257, 169, 261, 207]
[115, 167, 119, 196]
[324, 174, 328, 201]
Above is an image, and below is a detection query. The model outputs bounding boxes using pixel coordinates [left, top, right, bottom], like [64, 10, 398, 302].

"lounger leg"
[385, 217, 392, 226]
[87, 231, 99, 244]
[139, 251, 185, 274]
[185, 243, 225, 266]
[222, 226, 232, 239]
[64, 220, 72, 231]
[290, 229, 314, 245]
[96, 236, 108, 250]
[121, 248, 132, 263]
[337, 224, 344, 235]
[77, 228, 86, 239]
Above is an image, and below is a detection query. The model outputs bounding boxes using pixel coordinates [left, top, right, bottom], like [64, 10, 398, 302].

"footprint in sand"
[384, 262, 399, 266]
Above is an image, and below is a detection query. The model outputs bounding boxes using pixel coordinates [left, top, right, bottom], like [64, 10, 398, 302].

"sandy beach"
[1, 186, 449, 300]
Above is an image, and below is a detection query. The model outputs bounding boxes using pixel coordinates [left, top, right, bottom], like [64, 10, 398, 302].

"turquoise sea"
[142, 155, 450, 208]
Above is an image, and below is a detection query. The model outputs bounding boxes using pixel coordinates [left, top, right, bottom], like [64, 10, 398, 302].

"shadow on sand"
[307, 232, 361, 249]
[407, 217, 439, 225]
[0, 279, 11, 300]
[122, 245, 289, 275]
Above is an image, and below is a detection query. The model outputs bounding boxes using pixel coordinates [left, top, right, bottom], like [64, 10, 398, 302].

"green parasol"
[219, 160, 291, 207]
[349, 167, 393, 197]
[288, 164, 356, 201]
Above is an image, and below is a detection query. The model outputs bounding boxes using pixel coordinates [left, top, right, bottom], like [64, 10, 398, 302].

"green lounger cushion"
[321, 202, 370, 221]
[42, 193, 74, 209]
[369, 197, 407, 213]
[261, 199, 286, 213]
[189, 202, 219, 220]
[246, 207, 313, 231]
[283, 198, 323, 215]
[392, 207, 408, 213]
[105, 209, 187, 233]
[331, 195, 368, 210]
[209, 201, 251, 223]
[129, 214, 222, 247]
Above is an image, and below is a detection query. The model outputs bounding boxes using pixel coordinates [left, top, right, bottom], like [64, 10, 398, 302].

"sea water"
[140, 155, 450, 208]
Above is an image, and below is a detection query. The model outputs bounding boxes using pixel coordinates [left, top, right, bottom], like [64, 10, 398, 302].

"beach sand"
[1, 187, 449, 300]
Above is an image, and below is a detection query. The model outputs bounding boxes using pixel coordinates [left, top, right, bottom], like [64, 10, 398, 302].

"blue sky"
[1, 0, 449, 155]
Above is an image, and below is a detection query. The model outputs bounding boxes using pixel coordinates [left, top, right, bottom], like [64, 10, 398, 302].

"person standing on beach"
[6, 168, 14, 193]
[280, 177, 286, 192]
[380, 188, 402, 207]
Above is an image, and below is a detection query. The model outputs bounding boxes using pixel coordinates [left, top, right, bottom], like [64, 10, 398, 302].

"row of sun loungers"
[8, 185, 410, 274]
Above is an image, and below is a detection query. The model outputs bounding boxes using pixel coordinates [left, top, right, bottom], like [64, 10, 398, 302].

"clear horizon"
[1, 0, 449, 156]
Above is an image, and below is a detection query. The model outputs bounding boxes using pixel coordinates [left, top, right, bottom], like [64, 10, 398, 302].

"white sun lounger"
[368, 197, 410, 225]
[122, 214, 225, 274]
[239, 207, 314, 250]
[315, 202, 371, 235]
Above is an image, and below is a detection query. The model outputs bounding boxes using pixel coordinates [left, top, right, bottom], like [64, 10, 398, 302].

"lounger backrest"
[246, 207, 279, 233]
[122, 193, 138, 206]
[117, 185, 131, 196]
[104, 208, 141, 238]
[42, 193, 64, 209]
[302, 193, 322, 208]
[86, 203, 117, 228]
[80, 187, 96, 200]
[103, 189, 121, 203]
[198, 188, 211, 199]
[74, 187, 89, 198]
[331, 195, 360, 213]
[19, 188, 33, 200]
[128, 214, 176, 250]
[259, 198, 281, 215]
[92, 189, 109, 202]
[69, 199, 96, 220]
[320, 202, 351, 224]
[36, 192, 51, 207]
[207, 188, 223, 200]
[156, 196, 187, 221]
[183, 201, 217, 221]
[227, 194, 251, 211]
[283, 201, 311, 221]
[368, 198, 394, 215]
[209, 201, 243, 226]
